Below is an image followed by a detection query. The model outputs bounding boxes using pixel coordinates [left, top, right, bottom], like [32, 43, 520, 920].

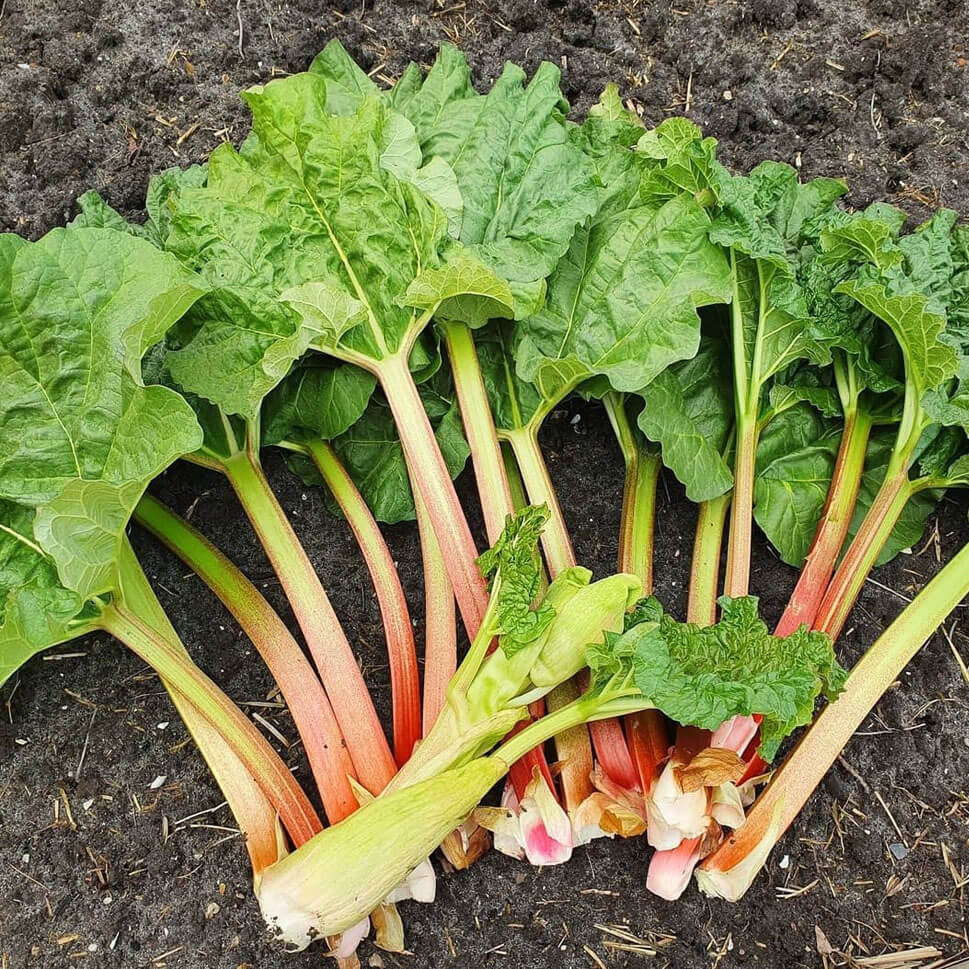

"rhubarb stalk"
[414, 489, 457, 734]
[133, 494, 360, 821]
[813, 467, 913, 641]
[698, 537, 969, 900]
[444, 322, 516, 544]
[220, 438, 397, 794]
[118, 539, 282, 873]
[102, 576, 321, 845]
[775, 399, 873, 636]
[302, 438, 421, 765]
[688, 495, 731, 627]
[376, 350, 489, 635]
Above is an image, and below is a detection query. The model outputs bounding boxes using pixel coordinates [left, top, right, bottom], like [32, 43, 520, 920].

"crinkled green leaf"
[0, 226, 204, 606]
[0, 227, 205, 510]
[637, 117, 719, 204]
[396, 50, 599, 319]
[622, 595, 845, 760]
[636, 330, 734, 501]
[0, 501, 90, 687]
[475, 505, 555, 656]
[835, 274, 957, 397]
[517, 192, 732, 399]
[262, 360, 377, 448]
[308, 39, 379, 113]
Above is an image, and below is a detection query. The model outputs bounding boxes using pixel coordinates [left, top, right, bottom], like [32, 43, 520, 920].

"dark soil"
[2, 1, 969, 967]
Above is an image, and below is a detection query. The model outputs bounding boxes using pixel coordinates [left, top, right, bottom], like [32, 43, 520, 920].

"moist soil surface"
[2, 1, 969, 967]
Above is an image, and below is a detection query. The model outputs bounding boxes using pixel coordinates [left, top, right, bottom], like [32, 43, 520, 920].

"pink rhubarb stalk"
[377, 350, 489, 636]
[775, 407, 873, 636]
[303, 438, 421, 765]
[414, 489, 458, 735]
[134, 494, 360, 822]
[221, 442, 397, 795]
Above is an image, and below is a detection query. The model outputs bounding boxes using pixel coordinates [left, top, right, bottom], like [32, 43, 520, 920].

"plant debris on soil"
[1, 1, 969, 967]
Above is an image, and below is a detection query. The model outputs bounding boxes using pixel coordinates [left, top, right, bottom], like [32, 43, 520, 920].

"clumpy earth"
[1, 1, 968, 966]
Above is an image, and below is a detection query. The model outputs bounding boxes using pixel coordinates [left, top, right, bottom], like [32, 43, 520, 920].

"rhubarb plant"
[254, 509, 844, 945]
[0, 225, 320, 863]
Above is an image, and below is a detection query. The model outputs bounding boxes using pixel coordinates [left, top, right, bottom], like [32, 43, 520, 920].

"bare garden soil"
[1, 1, 969, 966]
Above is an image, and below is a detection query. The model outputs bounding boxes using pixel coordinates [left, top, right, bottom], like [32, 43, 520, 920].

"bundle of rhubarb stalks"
[3, 41, 969, 960]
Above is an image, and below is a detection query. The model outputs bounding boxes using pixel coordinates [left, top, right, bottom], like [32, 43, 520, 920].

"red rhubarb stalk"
[221, 443, 397, 794]
[303, 438, 421, 765]
[813, 468, 912, 641]
[414, 489, 458, 735]
[775, 407, 873, 637]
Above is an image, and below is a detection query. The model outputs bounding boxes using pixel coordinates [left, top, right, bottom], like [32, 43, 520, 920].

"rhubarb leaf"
[0, 499, 91, 687]
[517, 192, 732, 397]
[753, 405, 842, 566]
[622, 596, 845, 760]
[476, 505, 555, 656]
[0, 227, 205, 598]
[636, 329, 734, 502]
[262, 360, 377, 448]
[392, 51, 599, 318]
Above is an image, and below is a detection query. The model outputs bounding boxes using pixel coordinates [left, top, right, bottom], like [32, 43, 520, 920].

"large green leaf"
[262, 360, 377, 448]
[636, 329, 734, 502]
[0, 227, 204, 599]
[517, 192, 732, 400]
[0, 500, 90, 687]
[390, 50, 599, 317]
[753, 405, 842, 566]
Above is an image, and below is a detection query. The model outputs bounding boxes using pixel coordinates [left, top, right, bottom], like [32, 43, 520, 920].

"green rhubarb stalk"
[133, 494, 360, 822]
[218, 436, 397, 794]
[723, 410, 759, 598]
[603, 392, 662, 590]
[775, 402, 873, 637]
[301, 438, 421, 766]
[688, 494, 731, 627]
[103, 565, 321, 845]
[503, 426, 575, 578]
[444, 322, 516, 545]
[697, 536, 969, 901]
[118, 539, 282, 872]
